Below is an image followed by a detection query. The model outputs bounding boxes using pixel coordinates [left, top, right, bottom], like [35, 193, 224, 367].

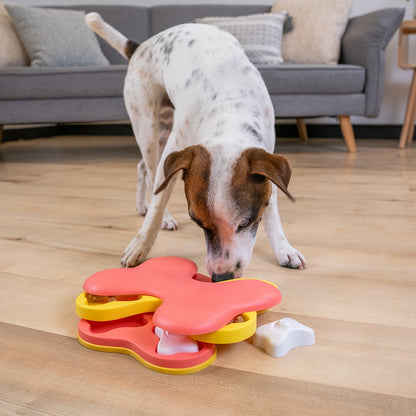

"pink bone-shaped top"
[83, 257, 281, 335]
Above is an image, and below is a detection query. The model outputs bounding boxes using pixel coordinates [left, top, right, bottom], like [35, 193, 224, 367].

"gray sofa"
[0, 4, 405, 152]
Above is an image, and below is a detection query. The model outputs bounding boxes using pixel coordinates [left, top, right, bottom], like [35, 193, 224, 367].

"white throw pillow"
[0, 3, 29, 67]
[271, 0, 354, 65]
[196, 13, 290, 67]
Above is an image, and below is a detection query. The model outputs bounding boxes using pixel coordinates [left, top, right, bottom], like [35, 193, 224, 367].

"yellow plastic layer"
[190, 311, 257, 344]
[75, 292, 162, 322]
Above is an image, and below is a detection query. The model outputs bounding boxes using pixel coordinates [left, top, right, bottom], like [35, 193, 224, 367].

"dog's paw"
[275, 242, 306, 270]
[121, 234, 150, 268]
[162, 214, 178, 231]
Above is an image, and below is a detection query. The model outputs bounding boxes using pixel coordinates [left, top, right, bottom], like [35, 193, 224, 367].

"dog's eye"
[237, 218, 252, 232]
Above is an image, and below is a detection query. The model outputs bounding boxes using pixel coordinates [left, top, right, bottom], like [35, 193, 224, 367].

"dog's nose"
[211, 272, 234, 282]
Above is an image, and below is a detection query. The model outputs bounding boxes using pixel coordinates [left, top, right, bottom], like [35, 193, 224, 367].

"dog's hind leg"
[135, 102, 178, 228]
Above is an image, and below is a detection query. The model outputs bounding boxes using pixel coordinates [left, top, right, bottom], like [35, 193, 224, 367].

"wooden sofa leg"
[296, 118, 308, 141]
[399, 69, 416, 148]
[338, 116, 357, 153]
[0, 125, 3, 144]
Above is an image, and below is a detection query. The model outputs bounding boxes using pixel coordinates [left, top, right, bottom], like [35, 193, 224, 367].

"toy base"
[77, 313, 216, 375]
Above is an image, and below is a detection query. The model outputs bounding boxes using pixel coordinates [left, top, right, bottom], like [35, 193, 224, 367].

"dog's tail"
[85, 12, 138, 60]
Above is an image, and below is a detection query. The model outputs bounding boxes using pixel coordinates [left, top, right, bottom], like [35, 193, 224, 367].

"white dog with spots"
[86, 13, 306, 281]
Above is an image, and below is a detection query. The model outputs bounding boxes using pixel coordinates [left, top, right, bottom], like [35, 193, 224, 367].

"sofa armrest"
[340, 8, 405, 117]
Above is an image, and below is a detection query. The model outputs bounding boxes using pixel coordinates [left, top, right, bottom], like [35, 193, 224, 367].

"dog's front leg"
[122, 170, 178, 267]
[136, 159, 148, 216]
[264, 185, 306, 269]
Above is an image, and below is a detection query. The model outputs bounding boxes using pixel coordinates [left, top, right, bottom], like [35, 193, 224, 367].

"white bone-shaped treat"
[252, 318, 315, 357]
[155, 327, 199, 355]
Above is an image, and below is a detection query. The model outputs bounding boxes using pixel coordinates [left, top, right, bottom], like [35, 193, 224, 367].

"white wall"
[8, 0, 414, 125]
[349, 0, 412, 126]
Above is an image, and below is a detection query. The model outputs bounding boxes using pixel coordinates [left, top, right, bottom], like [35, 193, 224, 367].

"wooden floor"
[0, 135, 415, 415]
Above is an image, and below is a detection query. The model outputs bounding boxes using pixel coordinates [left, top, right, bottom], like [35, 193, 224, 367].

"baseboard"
[1, 122, 406, 142]
[2, 123, 133, 142]
[275, 123, 404, 140]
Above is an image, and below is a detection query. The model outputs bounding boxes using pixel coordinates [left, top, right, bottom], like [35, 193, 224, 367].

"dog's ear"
[154, 145, 200, 194]
[247, 148, 295, 202]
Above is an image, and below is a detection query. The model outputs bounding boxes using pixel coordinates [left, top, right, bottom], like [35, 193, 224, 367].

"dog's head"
[155, 145, 293, 281]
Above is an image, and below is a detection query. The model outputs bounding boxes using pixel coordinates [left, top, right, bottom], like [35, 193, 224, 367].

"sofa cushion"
[271, 93, 365, 117]
[0, 63, 365, 103]
[151, 4, 272, 35]
[0, 66, 127, 100]
[0, 97, 128, 124]
[259, 64, 365, 95]
[5, 4, 109, 67]
[196, 13, 289, 67]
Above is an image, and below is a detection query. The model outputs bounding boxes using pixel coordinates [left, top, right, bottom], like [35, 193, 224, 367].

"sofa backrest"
[150, 4, 271, 35]
[57, 4, 272, 64]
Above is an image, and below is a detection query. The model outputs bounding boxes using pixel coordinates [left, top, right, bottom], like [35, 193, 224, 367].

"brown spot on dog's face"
[159, 146, 230, 260]
[246, 148, 294, 201]
[230, 150, 272, 234]
[182, 147, 212, 232]
[230, 148, 293, 232]
[154, 145, 211, 204]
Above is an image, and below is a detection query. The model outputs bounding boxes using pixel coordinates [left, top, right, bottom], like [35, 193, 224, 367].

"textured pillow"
[196, 13, 290, 67]
[0, 3, 29, 67]
[5, 4, 110, 67]
[271, 0, 354, 65]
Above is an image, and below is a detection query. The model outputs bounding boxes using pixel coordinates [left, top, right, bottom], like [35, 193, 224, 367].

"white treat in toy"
[155, 326, 199, 355]
[253, 318, 315, 357]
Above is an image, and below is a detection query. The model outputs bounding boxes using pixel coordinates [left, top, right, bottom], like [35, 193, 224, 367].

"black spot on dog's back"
[242, 123, 263, 143]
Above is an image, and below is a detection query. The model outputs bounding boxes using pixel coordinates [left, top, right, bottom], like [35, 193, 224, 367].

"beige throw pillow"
[0, 3, 29, 67]
[271, 0, 354, 65]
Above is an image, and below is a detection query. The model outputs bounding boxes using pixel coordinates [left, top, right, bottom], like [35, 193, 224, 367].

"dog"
[86, 13, 306, 281]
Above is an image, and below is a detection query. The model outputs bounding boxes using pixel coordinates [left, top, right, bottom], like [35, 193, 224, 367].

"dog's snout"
[211, 271, 234, 282]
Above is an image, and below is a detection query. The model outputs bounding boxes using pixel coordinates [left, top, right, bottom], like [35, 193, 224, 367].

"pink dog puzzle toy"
[76, 256, 281, 374]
